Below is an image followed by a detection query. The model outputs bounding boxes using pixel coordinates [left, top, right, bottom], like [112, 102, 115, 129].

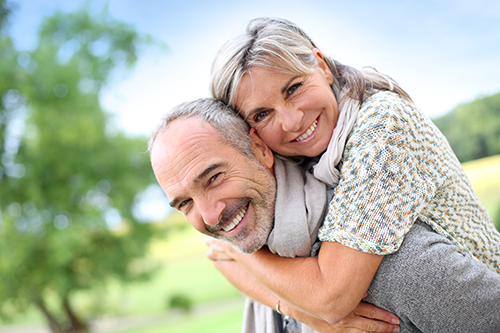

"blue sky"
[7, 0, 500, 136]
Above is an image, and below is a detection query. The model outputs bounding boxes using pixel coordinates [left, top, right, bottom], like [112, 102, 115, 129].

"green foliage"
[0, 0, 14, 32]
[0, 218, 244, 331]
[168, 294, 193, 312]
[0, 2, 164, 332]
[433, 92, 500, 163]
[0, 0, 25, 180]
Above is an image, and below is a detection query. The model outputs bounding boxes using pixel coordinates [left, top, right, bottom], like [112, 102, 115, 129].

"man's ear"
[249, 128, 274, 171]
[313, 48, 334, 85]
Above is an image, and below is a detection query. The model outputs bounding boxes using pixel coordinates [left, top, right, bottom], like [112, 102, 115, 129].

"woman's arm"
[212, 257, 400, 333]
[207, 238, 383, 324]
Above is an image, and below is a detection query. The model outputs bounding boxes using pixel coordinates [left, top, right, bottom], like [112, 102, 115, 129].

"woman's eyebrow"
[244, 107, 266, 121]
[281, 75, 300, 94]
[244, 75, 301, 121]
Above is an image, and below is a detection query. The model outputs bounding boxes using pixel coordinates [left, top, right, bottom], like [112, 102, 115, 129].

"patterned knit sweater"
[318, 91, 500, 273]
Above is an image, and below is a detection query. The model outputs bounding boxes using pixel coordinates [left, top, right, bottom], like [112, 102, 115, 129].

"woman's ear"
[313, 48, 334, 85]
[249, 128, 274, 171]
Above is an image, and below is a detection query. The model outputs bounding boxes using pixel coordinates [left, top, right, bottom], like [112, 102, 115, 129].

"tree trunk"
[63, 296, 89, 333]
[33, 298, 63, 333]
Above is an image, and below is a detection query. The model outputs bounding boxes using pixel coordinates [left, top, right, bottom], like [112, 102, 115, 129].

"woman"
[207, 17, 500, 332]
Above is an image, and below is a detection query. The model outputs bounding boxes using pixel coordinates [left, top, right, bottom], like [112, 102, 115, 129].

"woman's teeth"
[223, 205, 248, 232]
[295, 120, 317, 142]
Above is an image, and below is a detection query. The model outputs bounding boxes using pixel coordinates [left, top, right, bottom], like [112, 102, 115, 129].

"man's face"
[151, 117, 276, 254]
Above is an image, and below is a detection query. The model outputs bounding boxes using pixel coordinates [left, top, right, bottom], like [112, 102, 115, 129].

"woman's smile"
[293, 117, 319, 143]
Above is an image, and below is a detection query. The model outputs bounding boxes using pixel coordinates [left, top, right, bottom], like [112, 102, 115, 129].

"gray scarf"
[242, 93, 360, 333]
[313, 94, 360, 186]
[242, 158, 327, 333]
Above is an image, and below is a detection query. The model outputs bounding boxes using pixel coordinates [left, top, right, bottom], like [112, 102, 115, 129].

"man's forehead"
[157, 118, 222, 155]
[166, 116, 218, 140]
[151, 117, 231, 192]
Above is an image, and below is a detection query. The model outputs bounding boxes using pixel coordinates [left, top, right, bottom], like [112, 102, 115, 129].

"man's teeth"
[295, 120, 317, 142]
[223, 205, 248, 232]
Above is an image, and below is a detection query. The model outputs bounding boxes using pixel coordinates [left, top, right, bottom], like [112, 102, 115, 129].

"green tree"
[0, 0, 25, 180]
[0, 3, 163, 332]
[433, 93, 500, 163]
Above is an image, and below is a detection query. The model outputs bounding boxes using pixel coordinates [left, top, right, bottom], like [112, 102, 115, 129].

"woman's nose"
[279, 107, 303, 132]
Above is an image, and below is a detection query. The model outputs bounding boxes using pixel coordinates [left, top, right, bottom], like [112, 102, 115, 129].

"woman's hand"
[288, 300, 400, 333]
[205, 237, 238, 261]
[208, 241, 400, 332]
[334, 301, 400, 333]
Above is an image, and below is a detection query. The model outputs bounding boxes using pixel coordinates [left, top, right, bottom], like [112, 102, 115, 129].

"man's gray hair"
[149, 98, 253, 158]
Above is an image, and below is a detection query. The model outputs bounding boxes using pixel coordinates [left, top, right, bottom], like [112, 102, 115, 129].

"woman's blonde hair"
[210, 17, 412, 110]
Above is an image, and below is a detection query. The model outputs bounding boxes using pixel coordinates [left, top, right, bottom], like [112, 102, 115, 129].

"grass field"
[1, 155, 499, 333]
[463, 154, 500, 228]
[112, 301, 245, 333]
[100, 225, 241, 316]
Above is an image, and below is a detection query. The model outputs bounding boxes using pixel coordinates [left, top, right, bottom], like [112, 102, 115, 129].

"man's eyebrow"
[168, 162, 224, 208]
[244, 76, 300, 120]
[168, 199, 178, 209]
[195, 162, 224, 182]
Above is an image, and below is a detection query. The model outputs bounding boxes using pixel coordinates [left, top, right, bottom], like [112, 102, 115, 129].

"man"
[150, 98, 500, 333]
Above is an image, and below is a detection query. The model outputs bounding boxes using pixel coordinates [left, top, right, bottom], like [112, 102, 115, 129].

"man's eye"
[209, 173, 221, 183]
[178, 199, 191, 210]
[287, 83, 302, 95]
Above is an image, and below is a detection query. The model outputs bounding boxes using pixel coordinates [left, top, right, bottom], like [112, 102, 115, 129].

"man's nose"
[278, 106, 303, 132]
[197, 199, 225, 226]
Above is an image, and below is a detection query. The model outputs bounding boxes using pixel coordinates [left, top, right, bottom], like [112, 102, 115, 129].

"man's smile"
[223, 203, 249, 232]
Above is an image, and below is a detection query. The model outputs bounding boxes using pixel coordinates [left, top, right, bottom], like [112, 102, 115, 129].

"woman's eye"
[287, 83, 302, 96]
[254, 111, 269, 123]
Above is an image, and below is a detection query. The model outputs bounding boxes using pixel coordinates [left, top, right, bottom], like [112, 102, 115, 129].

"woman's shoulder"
[355, 91, 400, 125]
[357, 90, 421, 124]
[349, 90, 426, 145]
[361, 90, 409, 112]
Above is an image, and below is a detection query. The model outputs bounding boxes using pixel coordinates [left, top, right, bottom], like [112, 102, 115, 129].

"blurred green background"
[1, 0, 499, 332]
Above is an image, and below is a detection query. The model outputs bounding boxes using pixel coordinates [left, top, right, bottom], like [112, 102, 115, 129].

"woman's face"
[234, 50, 339, 157]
